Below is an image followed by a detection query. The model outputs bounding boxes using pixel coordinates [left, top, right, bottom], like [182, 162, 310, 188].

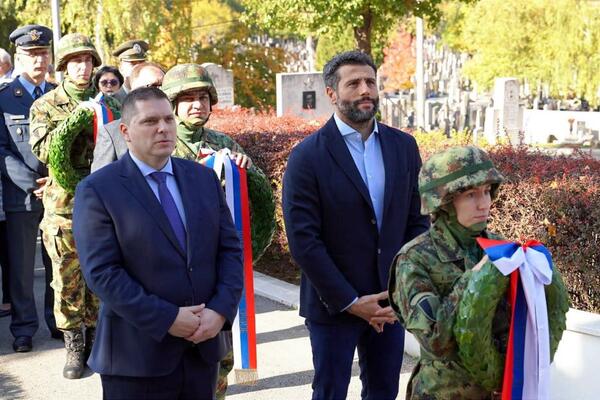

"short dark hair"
[323, 50, 377, 90]
[121, 86, 170, 124]
[92, 65, 124, 90]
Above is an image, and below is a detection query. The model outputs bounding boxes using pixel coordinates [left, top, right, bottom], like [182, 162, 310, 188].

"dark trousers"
[100, 348, 219, 400]
[7, 210, 56, 337]
[0, 220, 10, 304]
[306, 319, 405, 400]
[40, 236, 56, 333]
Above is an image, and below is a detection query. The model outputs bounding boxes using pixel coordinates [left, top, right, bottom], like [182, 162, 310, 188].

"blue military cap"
[9, 25, 53, 49]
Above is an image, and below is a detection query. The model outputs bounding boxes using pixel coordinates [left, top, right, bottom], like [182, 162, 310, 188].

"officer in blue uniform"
[0, 24, 61, 353]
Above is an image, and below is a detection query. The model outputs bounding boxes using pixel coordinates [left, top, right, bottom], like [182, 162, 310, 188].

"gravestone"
[484, 78, 523, 144]
[276, 72, 335, 118]
[201, 63, 234, 108]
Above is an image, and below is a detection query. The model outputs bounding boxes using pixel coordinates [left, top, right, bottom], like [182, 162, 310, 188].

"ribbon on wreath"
[203, 149, 258, 384]
[79, 93, 116, 143]
[477, 238, 553, 400]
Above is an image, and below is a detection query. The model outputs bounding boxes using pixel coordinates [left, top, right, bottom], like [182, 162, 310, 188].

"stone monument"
[201, 62, 234, 108]
[276, 72, 335, 119]
[484, 78, 523, 144]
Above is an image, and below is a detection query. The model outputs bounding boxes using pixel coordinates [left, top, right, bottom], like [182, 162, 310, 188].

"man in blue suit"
[73, 87, 243, 399]
[0, 25, 60, 353]
[282, 51, 430, 400]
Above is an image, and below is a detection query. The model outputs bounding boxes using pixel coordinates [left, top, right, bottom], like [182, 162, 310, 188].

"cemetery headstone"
[276, 72, 335, 118]
[201, 63, 234, 108]
[484, 78, 523, 144]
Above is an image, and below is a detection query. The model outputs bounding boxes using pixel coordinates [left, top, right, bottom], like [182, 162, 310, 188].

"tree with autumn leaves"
[441, 0, 600, 106]
[241, 0, 455, 59]
[379, 25, 416, 92]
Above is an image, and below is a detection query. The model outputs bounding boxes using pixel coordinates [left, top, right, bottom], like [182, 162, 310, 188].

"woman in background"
[93, 66, 123, 98]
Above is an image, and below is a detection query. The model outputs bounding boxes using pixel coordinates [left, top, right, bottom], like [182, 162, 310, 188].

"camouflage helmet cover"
[161, 63, 218, 105]
[418, 145, 504, 215]
[56, 33, 101, 72]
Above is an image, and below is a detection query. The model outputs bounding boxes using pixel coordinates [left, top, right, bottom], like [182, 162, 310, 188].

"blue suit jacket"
[0, 78, 54, 212]
[283, 117, 429, 324]
[73, 153, 243, 377]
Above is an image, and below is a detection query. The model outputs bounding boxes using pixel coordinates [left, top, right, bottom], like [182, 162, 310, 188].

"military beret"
[112, 39, 149, 61]
[9, 25, 53, 49]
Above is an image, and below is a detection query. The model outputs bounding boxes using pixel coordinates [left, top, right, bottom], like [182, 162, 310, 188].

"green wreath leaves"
[247, 165, 276, 263]
[454, 262, 569, 391]
[48, 107, 94, 194]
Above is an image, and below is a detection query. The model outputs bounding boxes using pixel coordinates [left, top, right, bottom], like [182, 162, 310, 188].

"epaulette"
[399, 232, 430, 255]
[0, 82, 9, 92]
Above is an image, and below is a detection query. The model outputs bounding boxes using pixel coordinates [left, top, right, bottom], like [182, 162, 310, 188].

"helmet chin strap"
[440, 204, 488, 243]
[185, 114, 210, 127]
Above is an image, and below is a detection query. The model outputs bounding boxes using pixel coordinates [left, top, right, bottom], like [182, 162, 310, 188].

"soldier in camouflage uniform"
[29, 33, 120, 379]
[162, 63, 250, 168]
[388, 146, 508, 399]
[162, 63, 251, 399]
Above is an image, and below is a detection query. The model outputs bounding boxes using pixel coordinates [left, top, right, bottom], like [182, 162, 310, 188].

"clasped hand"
[167, 304, 226, 344]
[349, 291, 397, 333]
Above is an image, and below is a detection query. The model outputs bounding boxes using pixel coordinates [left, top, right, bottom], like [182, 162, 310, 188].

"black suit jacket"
[0, 78, 54, 212]
[283, 116, 429, 323]
[73, 153, 243, 376]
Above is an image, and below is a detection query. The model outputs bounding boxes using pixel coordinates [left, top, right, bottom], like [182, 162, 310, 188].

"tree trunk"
[95, 0, 104, 61]
[353, 8, 373, 57]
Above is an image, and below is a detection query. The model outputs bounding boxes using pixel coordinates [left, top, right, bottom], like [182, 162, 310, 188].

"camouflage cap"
[112, 39, 149, 62]
[418, 146, 504, 215]
[55, 33, 101, 72]
[161, 63, 218, 105]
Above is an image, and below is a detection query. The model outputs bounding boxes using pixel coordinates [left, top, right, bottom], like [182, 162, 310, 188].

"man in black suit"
[0, 25, 60, 353]
[73, 87, 243, 399]
[283, 51, 429, 399]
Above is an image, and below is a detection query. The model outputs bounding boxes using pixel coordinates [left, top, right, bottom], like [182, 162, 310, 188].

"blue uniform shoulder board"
[0, 82, 8, 92]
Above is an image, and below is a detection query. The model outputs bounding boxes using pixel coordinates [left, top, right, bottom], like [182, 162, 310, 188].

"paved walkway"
[0, 251, 415, 399]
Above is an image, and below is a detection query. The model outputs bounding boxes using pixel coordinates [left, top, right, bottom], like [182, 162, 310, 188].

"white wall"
[522, 109, 600, 144]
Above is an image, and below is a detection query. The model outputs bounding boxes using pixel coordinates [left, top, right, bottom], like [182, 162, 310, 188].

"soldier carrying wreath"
[386, 146, 569, 399]
[29, 33, 120, 380]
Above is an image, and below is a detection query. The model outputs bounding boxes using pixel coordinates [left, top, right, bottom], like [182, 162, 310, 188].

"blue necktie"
[33, 86, 43, 100]
[150, 172, 187, 251]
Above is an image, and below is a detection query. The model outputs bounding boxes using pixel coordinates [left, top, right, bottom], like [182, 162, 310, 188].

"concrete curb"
[252, 270, 421, 358]
[253, 271, 300, 309]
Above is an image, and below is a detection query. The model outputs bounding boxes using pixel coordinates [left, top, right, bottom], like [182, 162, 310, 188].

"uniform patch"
[410, 292, 440, 322]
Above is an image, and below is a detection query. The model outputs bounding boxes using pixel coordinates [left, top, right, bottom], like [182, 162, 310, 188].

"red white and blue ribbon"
[203, 149, 258, 383]
[81, 93, 116, 143]
[477, 238, 553, 400]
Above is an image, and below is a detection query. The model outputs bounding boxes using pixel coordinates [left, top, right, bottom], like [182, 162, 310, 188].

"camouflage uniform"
[164, 63, 240, 399]
[29, 33, 118, 380]
[388, 146, 507, 400]
[174, 121, 244, 161]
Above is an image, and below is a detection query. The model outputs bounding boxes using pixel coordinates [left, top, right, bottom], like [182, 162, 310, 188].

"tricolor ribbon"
[203, 149, 258, 384]
[477, 238, 553, 400]
[80, 94, 116, 143]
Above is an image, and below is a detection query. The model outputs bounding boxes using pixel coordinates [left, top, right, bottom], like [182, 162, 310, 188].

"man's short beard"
[338, 97, 379, 123]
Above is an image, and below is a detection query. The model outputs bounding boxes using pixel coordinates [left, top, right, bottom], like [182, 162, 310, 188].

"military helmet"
[418, 146, 504, 215]
[56, 33, 101, 72]
[161, 63, 218, 105]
